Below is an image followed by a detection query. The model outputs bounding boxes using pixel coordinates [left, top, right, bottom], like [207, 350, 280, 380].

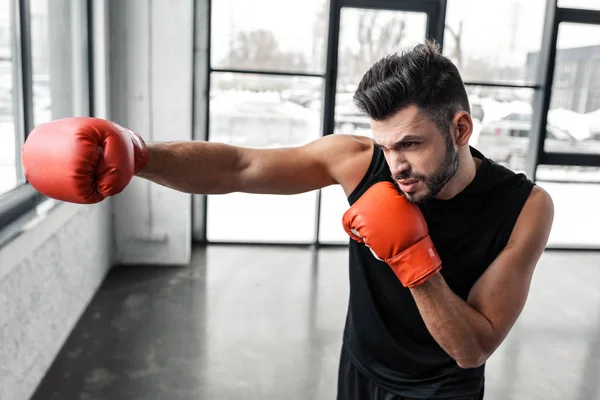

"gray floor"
[30, 245, 600, 400]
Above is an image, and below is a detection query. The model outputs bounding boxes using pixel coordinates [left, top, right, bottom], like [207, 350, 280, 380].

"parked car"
[209, 93, 320, 148]
[475, 120, 600, 170]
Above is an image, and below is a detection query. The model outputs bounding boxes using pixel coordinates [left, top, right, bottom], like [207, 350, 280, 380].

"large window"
[30, 0, 89, 125]
[467, 86, 535, 172]
[444, 0, 547, 86]
[444, 0, 548, 175]
[536, 7, 600, 250]
[319, 6, 429, 244]
[0, 0, 90, 229]
[201, 0, 600, 250]
[210, 0, 328, 75]
[558, 0, 600, 11]
[0, 1, 21, 197]
[546, 22, 600, 155]
[536, 167, 600, 248]
[206, 74, 324, 243]
[206, 0, 329, 243]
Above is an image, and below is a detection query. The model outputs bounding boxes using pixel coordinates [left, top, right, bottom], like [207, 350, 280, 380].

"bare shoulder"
[312, 134, 374, 195]
[508, 185, 554, 261]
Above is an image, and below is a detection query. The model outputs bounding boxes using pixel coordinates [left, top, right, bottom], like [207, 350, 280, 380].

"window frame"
[0, 0, 94, 236]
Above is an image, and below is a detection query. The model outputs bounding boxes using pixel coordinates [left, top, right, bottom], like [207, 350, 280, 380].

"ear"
[452, 111, 473, 146]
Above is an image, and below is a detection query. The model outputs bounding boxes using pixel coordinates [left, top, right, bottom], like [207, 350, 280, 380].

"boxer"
[21, 40, 554, 400]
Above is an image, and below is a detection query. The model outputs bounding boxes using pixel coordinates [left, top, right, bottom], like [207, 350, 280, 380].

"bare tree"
[339, 11, 407, 85]
[224, 29, 308, 72]
[445, 21, 463, 71]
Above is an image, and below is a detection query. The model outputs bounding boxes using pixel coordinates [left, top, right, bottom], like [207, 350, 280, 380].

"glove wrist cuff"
[386, 235, 442, 287]
[127, 129, 149, 173]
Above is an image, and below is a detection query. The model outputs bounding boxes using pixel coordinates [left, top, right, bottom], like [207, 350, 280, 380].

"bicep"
[235, 134, 373, 195]
[467, 186, 554, 348]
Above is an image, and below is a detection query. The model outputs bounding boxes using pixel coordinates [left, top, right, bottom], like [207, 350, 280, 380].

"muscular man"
[22, 41, 554, 400]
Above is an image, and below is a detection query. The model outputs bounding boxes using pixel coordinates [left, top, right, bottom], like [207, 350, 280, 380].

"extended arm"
[137, 135, 373, 195]
[21, 117, 373, 204]
[409, 186, 554, 368]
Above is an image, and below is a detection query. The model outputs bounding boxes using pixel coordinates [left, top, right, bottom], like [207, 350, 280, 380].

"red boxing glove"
[342, 181, 442, 287]
[21, 117, 148, 204]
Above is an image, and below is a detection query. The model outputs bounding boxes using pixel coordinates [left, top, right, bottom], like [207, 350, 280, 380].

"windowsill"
[0, 195, 63, 251]
[0, 192, 89, 282]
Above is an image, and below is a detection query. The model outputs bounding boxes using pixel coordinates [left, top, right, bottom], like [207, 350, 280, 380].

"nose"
[388, 152, 410, 178]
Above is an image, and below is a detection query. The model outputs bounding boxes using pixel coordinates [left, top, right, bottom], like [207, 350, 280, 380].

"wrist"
[127, 129, 148, 173]
[134, 142, 160, 177]
[408, 270, 444, 291]
[387, 235, 442, 287]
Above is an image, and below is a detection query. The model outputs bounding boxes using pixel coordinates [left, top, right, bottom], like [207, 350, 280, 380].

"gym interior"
[1, 0, 600, 399]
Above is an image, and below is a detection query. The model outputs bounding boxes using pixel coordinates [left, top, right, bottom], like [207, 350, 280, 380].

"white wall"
[108, 0, 194, 265]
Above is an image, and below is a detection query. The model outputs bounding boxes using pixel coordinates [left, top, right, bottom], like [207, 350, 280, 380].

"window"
[546, 22, 600, 155]
[210, 0, 328, 74]
[537, 166, 600, 248]
[206, 74, 324, 242]
[558, 0, 600, 11]
[30, 0, 89, 125]
[465, 86, 535, 173]
[0, 1, 22, 197]
[442, 0, 549, 174]
[0, 0, 90, 230]
[206, 0, 329, 243]
[444, 0, 547, 86]
[320, 7, 428, 244]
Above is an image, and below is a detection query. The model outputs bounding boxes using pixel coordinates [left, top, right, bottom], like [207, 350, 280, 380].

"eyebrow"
[373, 135, 423, 149]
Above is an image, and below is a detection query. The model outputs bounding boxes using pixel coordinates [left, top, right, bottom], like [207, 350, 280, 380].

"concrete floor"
[30, 245, 600, 400]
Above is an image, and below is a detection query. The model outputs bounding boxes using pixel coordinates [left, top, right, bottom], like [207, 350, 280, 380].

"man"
[22, 41, 554, 399]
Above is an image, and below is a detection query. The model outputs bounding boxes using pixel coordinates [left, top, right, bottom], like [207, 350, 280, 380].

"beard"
[393, 137, 459, 205]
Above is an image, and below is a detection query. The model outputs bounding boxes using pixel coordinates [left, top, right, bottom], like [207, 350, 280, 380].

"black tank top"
[343, 144, 534, 399]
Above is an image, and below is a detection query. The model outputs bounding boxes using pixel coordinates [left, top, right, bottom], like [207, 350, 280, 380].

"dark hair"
[353, 40, 470, 135]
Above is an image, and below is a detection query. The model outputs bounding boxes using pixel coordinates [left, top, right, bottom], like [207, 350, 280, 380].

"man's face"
[371, 105, 459, 205]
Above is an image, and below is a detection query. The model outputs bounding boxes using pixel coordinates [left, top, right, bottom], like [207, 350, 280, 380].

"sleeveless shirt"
[342, 144, 535, 399]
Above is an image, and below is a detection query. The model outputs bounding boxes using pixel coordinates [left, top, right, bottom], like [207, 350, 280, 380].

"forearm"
[136, 141, 241, 194]
[410, 273, 495, 368]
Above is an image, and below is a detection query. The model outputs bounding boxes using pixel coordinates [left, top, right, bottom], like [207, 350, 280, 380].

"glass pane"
[0, 1, 20, 196]
[536, 167, 600, 248]
[336, 7, 427, 103]
[444, 0, 546, 85]
[318, 185, 349, 244]
[546, 23, 600, 155]
[207, 73, 323, 243]
[321, 7, 427, 244]
[30, 0, 86, 127]
[558, 0, 600, 10]
[536, 164, 600, 182]
[469, 86, 535, 173]
[211, 0, 329, 74]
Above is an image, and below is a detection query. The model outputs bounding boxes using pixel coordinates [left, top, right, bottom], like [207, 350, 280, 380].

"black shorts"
[336, 348, 485, 400]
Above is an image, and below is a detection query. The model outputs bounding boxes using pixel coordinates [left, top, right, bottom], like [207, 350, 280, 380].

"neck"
[435, 147, 480, 200]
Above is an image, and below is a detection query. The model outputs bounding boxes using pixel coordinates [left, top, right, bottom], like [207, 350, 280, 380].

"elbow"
[455, 350, 489, 369]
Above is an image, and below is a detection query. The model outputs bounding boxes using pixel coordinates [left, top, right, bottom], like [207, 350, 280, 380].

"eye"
[403, 141, 419, 148]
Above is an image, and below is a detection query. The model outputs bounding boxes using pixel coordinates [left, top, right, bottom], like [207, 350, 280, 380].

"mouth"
[396, 179, 419, 193]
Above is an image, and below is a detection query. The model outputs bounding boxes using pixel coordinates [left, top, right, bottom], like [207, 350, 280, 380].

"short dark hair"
[353, 40, 470, 135]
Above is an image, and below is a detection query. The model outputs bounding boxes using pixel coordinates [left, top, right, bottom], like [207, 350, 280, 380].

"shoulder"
[317, 132, 373, 151]
[313, 134, 375, 196]
[518, 185, 554, 232]
[507, 185, 554, 258]
[475, 151, 536, 209]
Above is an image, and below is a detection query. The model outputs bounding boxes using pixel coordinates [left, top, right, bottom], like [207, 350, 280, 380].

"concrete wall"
[0, 1, 201, 397]
[0, 2, 113, 399]
[0, 202, 112, 400]
[108, 0, 195, 265]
